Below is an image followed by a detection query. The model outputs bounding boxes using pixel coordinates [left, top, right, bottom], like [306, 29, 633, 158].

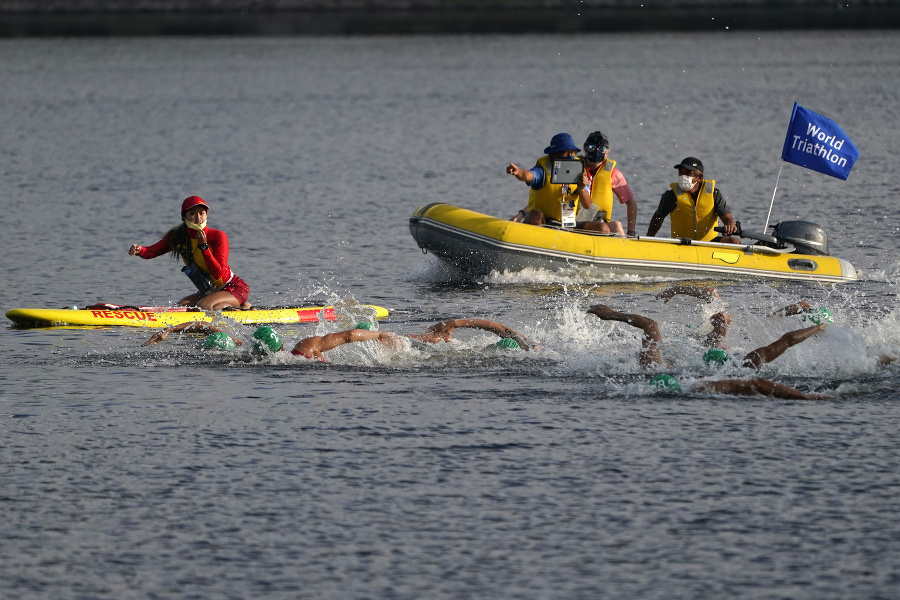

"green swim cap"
[703, 348, 732, 365]
[495, 337, 520, 350]
[649, 374, 682, 391]
[202, 331, 236, 351]
[355, 322, 373, 330]
[802, 306, 834, 325]
[252, 326, 282, 353]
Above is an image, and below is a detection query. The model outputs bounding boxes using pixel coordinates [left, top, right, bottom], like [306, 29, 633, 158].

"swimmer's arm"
[769, 301, 812, 317]
[291, 329, 396, 358]
[141, 321, 241, 346]
[695, 378, 829, 400]
[656, 285, 720, 303]
[142, 321, 213, 346]
[878, 352, 898, 365]
[406, 320, 457, 343]
[443, 319, 533, 351]
[407, 319, 532, 350]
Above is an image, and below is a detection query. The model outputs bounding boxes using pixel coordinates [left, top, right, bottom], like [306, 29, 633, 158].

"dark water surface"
[3, 32, 900, 598]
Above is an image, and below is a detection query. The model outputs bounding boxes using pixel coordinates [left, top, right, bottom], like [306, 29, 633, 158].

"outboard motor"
[771, 221, 830, 256]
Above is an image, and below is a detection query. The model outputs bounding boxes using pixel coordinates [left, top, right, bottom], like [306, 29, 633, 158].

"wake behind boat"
[409, 203, 857, 284]
[6, 303, 390, 328]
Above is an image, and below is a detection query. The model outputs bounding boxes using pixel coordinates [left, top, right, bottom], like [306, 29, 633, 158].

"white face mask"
[678, 175, 696, 191]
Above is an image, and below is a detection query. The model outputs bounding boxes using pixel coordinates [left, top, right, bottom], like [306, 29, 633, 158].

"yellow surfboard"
[6, 305, 390, 328]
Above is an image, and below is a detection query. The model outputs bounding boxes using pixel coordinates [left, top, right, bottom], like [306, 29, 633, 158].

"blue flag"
[781, 102, 859, 180]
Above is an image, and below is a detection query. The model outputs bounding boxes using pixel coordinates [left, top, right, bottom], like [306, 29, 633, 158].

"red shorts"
[220, 276, 250, 305]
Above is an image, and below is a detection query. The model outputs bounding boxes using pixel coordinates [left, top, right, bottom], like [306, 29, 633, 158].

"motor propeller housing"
[771, 221, 831, 256]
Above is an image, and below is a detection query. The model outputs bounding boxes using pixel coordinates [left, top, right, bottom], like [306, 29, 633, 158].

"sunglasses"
[584, 144, 609, 152]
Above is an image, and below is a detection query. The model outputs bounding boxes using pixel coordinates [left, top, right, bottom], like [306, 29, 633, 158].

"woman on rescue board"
[128, 196, 251, 311]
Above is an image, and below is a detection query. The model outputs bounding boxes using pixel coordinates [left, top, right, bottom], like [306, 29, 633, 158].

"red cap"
[181, 196, 209, 217]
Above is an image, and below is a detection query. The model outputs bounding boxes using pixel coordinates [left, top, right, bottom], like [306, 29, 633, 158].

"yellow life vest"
[526, 155, 578, 221]
[669, 179, 719, 241]
[589, 158, 616, 220]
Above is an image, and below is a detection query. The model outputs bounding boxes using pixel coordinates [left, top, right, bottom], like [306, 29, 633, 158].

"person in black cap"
[507, 132, 582, 226]
[574, 131, 638, 236]
[645, 157, 740, 243]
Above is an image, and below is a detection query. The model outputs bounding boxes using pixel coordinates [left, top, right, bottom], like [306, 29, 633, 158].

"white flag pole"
[763, 163, 785, 233]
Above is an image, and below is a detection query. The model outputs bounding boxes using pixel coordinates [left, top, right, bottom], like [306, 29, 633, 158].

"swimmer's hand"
[424, 321, 456, 342]
[770, 301, 812, 317]
[142, 330, 168, 346]
[405, 321, 456, 344]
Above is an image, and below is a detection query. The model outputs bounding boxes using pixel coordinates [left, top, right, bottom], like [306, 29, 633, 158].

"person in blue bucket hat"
[507, 132, 582, 226]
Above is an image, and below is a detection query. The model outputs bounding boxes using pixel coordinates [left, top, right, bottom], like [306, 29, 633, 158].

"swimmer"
[141, 321, 241, 347]
[291, 319, 533, 360]
[142, 322, 283, 355]
[648, 373, 829, 400]
[141, 318, 533, 361]
[655, 285, 833, 354]
[587, 303, 829, 399]
[587, 303, 826, 369]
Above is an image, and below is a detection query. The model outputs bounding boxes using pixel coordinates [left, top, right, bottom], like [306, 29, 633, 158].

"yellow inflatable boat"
[409, 203, 857, 284]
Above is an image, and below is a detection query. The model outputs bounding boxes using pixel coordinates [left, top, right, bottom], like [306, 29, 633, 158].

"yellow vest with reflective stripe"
[526, 155, 578, 221]
[669, 179, 719, 241]
[589, 158, 616, 220]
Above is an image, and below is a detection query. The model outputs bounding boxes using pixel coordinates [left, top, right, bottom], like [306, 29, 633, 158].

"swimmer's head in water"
[802, 306, 834, 325]
[703, 348, 732, 365]
[355, 322, 374, 330]
[202, 331, 236, 351]
[252, 326, 283, 353]
[648, 374, 682, 391]
[495, 337, 520, 350]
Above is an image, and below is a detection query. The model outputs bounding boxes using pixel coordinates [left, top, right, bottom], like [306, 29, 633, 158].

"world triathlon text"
[790, 123, 849, 167]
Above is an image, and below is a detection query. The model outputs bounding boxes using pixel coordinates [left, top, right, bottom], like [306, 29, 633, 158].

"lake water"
[2, 31, 900, 599]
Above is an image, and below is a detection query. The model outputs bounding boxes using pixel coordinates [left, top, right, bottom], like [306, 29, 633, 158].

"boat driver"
[645, 157, 740, 243]
[507, 133, 582, 226]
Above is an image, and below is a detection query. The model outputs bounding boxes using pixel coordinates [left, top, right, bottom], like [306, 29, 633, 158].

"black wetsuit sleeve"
[656, 189, 677, 217]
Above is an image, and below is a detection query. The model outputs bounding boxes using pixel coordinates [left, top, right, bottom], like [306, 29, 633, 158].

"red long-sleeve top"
[137, 227, 235, 288]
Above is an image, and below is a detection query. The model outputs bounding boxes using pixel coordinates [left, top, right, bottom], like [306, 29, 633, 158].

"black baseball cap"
[584, 131, 610, 148]
[674, 157, 704, 173]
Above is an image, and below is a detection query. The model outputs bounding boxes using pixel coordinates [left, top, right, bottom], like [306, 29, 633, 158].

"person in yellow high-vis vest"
[574, 131, 638, 236]
[507, 133, 581, 226]
[645, 157, 740, 243]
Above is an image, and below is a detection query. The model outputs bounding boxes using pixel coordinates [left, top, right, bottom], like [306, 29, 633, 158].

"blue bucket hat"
[544, 133, 579, 155]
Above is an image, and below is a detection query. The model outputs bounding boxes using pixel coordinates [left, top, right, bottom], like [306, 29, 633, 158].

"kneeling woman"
[129, 196, 250, 310]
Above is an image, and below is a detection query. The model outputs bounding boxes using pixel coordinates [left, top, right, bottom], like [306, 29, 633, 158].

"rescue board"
[5, 304, 390, 328]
